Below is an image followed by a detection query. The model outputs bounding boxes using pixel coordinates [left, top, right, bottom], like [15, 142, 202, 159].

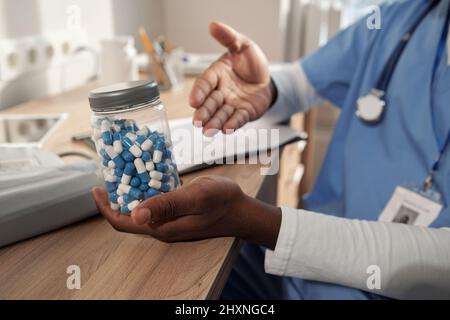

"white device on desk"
[0, 114, 103, 247]
[0, 155, 103, 247]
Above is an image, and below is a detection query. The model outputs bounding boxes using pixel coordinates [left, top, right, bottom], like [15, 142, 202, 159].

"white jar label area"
[92, 117, 180, 215]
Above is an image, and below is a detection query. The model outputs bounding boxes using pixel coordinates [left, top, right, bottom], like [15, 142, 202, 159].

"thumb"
[209, 21, 247, 53]
[131, 189, 198, 225]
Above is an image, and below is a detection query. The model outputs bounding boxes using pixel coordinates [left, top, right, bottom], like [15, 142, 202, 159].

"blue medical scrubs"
[222, 0, 450, 299]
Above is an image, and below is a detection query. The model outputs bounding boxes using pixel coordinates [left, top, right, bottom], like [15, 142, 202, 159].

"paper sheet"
[168, 117, 306, 175]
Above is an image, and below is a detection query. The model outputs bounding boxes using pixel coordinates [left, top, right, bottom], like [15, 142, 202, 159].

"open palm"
[190, 22, 274, 134]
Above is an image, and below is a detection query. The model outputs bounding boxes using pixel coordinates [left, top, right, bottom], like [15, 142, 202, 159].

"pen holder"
[149, 47, 185, 90]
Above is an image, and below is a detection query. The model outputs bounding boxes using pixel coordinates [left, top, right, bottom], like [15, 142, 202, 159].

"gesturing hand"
[190, 22, 275, 134]
[92, 176, 281, 249]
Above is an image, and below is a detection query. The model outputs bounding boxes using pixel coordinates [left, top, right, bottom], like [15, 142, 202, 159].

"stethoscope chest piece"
[356, 89, 386, 124]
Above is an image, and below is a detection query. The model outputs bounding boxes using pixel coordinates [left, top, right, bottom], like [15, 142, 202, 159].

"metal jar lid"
[88, 80, 160, 112]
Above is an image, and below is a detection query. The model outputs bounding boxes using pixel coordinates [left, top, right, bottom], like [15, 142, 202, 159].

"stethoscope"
[356, 0, 441, 124]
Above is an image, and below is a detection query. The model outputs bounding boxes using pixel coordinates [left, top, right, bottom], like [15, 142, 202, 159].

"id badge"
[378, 185, 443, 226]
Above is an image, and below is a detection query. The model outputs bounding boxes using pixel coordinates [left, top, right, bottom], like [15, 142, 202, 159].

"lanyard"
[424, 2, 450, 191]
[375, 0, 440, 92]
[424, 132, 450, 190]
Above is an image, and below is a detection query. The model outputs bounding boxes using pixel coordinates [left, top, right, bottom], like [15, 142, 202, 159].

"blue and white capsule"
[114, 167, 124, 177]
[124, 120, 136, 132]
[99, 148, 110, 161]
[104, 173, 116, 183]
[136, 126, 150, 137]
[123, 194, 134, 204]
[169, 176, 176, 191]
[122, 136, 142, 158]
[96, 139, 106, 153]
[120, 199, 140, 215]
[121, 174, 131, 185]
[109, 192, 119, 204]
[113, 133, 123, 154]
[118, 183, 132, 194]
[109, 192, 120, 210]
[108, 160, 116, 169]
[149, 179, 161, 190]
[111, 123, 121, 133]
[145, 161, 155, 171]
[155, 162, 168, 173]
[141, 151, 152, 162]
[130, 177, 141, 188]
[153, 140, 165, 163]
[105, 146, 125, 169]
[134, 158, 150, 183]
[121, 150, 135, 162]
[136, 135, 153, 152]
[118, 183, 142, 199]
[125, 132, 137, 142]
[129, 187, 142, 200]
[100, 120, 113, 145]
[150, 170, 163, 181]
[160, 182, 170, 193]
[144, 188, 160, 199]
[121, 162, 135, 185]
[161, 173, 170, 183]
[105, 182, 117, 193]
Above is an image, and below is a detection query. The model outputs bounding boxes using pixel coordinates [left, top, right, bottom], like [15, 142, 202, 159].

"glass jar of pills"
[88, 80, 180, 215]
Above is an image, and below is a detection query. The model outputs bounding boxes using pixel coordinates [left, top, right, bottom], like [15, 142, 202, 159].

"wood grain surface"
[0, 79, 270, 299]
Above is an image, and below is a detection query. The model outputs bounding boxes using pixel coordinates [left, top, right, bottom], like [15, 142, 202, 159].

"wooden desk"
[0, 79, 272, 300]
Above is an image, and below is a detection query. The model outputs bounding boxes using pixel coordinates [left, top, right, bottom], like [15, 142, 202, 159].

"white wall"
[0, 0, 43, 38]
[0, 0, 115, 39]
[162, 0, 285, 61]
[111, 0, 163, 51]
[40, 0, 115, 39]
[0, 0, 286, 61]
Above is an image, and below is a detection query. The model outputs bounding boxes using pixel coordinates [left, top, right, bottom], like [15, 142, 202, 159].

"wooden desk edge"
[0, 80, 278, 300]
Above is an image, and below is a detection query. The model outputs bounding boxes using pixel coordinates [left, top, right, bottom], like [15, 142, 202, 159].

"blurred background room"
[0, 0, 383, 205]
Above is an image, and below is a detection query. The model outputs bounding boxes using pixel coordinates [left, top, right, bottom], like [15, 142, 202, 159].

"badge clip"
[423, 175, 433, 192]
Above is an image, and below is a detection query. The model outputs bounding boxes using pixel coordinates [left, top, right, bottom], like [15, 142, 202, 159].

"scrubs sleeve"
[265, 208, 450, 299]
[262, 63, 323, 124]
[301, 15, 377, 108]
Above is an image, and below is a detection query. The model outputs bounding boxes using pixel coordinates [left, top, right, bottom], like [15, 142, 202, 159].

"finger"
[189, 68, 219, 108]
[209, 21, 246, 54]
[131, 188, 200, 225]
[147, 215, 223, 243]
[223, 108, 251, 131]
[146, 216, 201, 242]
[92, 187, 148, 234]
[203, 104, 234, 133]
[192, 90, 224, 125]
[92, 187, 112, 213]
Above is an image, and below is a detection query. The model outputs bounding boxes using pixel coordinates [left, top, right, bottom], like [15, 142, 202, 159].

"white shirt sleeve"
[265, 208, 450, 299]
[262, 62, 324, 124]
